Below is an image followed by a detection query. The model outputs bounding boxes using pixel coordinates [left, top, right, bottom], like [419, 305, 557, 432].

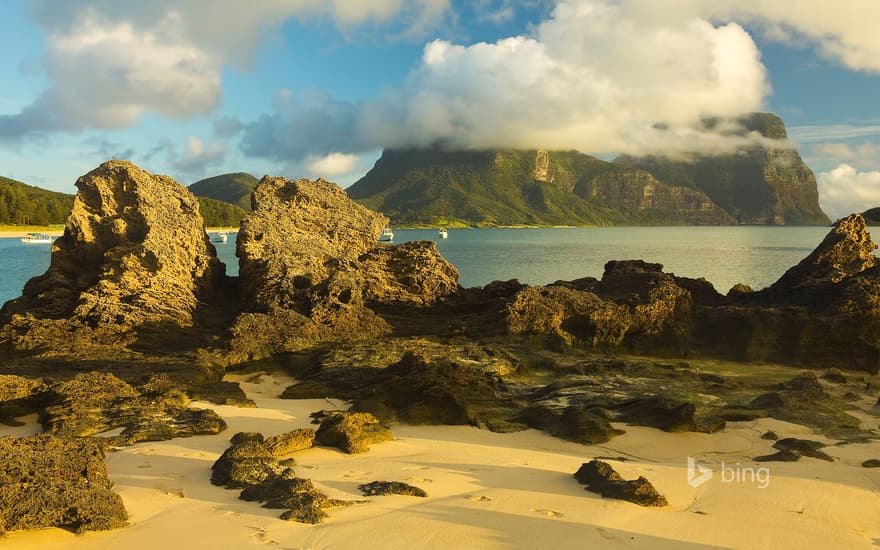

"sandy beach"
[2, 372, 878, 550]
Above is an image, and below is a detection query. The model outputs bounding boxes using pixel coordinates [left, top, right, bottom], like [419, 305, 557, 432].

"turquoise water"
[0, 227, 830, 306]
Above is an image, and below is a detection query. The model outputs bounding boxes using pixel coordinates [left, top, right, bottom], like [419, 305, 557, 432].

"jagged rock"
[0, 375, 48, 426]
[505, 261, 691, 354]
[213, 435, 361, 524]
[210, 437, 283, 488]
[230, 432, 264, 445]
[359, 481, 427, 497]
[696, 215, 880, 372]
[573, 460, 668, 507]
[693, 415, 726, 434]
[283, 352, 509, 426]
[231, 176, 458, 359]
[0, 160, 225, 353]
[264, 429, 316, 458]
[754, 438, 834, 462]
[728, 283, 754, 296]
[613, 397, 695, 432]
[770, 214, 877, 295]
[43, 372, 227, 445]
[358, 241, 460, 305]
[0, 435, 127, 533]
[518, 405, 623, 445]
[821, 368, 847, 384]
[313, 411, 393, 454]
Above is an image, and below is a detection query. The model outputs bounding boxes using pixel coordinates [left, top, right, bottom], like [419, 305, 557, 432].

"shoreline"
[0, 227, 240, 239]
[2, 372, 877, 549]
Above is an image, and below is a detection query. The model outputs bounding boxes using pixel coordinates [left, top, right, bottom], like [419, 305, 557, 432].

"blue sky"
[1, 1, 880, 218]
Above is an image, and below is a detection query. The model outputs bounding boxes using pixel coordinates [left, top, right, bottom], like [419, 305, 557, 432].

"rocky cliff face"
[231, 176, 459, 360]
[348, 148, 737, 227]
[0, 160, 225, 351]
[616, 113, 830, 225]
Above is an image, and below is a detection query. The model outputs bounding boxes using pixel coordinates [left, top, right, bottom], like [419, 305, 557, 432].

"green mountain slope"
[347, 148, 733, 227]
[188, 172, 259, 211]
[861, 208, 880, 226]
[616, 113, 830, 225]
[0, 176, 73, 225]
[197, 197, 247, 227]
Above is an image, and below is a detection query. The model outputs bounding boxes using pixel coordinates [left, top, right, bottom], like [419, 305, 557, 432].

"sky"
[1, 0, 880, 219]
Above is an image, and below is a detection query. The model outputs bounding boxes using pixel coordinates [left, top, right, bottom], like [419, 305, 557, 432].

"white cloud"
[242, 0, 773, 161]
[172, 136, 226, 177]
[1, 1, 450, 138]
[811, 142, 880, 171]
[306, 153, 361, 177]
[701, 1, 880, 73]
[818, 164, 880, 219]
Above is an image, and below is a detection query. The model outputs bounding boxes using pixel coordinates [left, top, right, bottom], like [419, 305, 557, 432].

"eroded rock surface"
[0, 435, 127, 533]
[359, 481, 427, 498]
[0, 161, 225, 353]
[231, 176, 458, 359]
[43, 372, 228, 445]
[573, 459, 668, 507]
[313, 411, 393, 454]
[211, 432, 361, 524]
[754, 438, 834, 462]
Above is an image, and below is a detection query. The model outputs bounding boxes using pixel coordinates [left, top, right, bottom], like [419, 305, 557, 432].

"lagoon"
[0, 226, 830, 306]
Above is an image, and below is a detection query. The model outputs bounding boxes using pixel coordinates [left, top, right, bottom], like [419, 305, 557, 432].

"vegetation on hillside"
[348, 113, 829, 227]
[188, 172, 258, 211]
[198, 197, 247, 227]
[347, 148, 733, 227]
[0, 176, 74, 225]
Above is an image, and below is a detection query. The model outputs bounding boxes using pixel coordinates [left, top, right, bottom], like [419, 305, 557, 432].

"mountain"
[616, 113, 830, 225]
[348, 113, 829, 227]
[188, 172, 259, 211]
[197, 197, 247, 227]
[0, 174, 244, 228]
[860, 208, 880, 226]
[347, 148, 734, 227]
[0, 176, 73, 225]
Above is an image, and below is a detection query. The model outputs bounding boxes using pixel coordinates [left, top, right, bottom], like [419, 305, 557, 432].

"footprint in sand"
[406, 476, 433, 484]
[249, 527, 279, 546]
[531, 509, 563, 518]
[156, 486, 185, 498]
[465, 495, 492, 502]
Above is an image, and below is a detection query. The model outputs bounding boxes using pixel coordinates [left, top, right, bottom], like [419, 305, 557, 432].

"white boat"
[20, 233, 53, 244]
[379, 228, 394, 242]
[210, 231, 229, 244]
[438, 228, 448, 239]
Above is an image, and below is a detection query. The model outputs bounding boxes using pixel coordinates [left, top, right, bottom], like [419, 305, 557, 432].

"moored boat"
[210, 231, 229, 244]
[438, 228, 448, 239]
[379, 228, 394, 242]
[20, 233, 53, 244]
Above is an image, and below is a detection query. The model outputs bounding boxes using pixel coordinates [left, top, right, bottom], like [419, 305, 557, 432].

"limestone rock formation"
[694, 215, 880, 372]
[505, 260, 692, 354]
[754, 438, 834, 462]
[573, 459, 668, 507]
[211, 433, 361, 523]
[263, 429, 316, 458]
[766, 214, 877, 301]
[0, 435, 128, 533]
[313, 411, 393, 454]
[231, 176, 458, 359]
[43, 372, 228, 445]
[358, 481, 427, 497]
[0, 160, 224, 352]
